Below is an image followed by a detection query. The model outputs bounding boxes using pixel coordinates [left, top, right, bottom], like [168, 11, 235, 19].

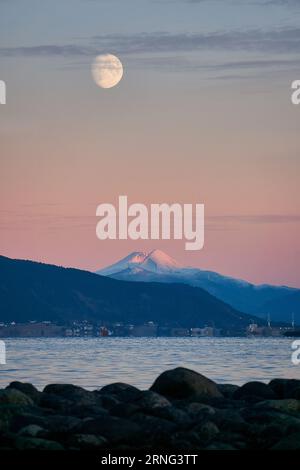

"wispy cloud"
[208, 214, 300, 224]
[1, 27, 300, 57]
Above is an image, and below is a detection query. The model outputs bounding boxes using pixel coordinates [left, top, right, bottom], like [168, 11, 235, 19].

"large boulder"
[150, 367, 223, 400]
[43, 384, 96, 405]
[218, 384, 239, 399]
[269, 379, 300, 399]
[0, 389, 34, 407]
[6, 382, 40, 402]
[97, 383, 141, 402]
[233, 381, 276, 400]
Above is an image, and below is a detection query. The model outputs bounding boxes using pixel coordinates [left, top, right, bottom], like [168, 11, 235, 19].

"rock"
[97, 383, 141, 402]
[110, 403, 141, 418]
[269, 379, 300, 399]
[254, 399, 300, 414]
[68, 403, 108, 418]
[271, 432, 300, 450]
[213, 409, 248, 434]
[132, 413, 177, 436]
[186, 402, 216, 417]
[43, 384, 97, 406]
[68, 434, 107, 450]
[6, 382, 40, 402]
[18, 424, 45, 437]
[15, 436, 64, 450]
[194, 421, 220, 441]
[233, 381, 276, 400]
[43, 415, 81, 433]
[75, 416, 141, 444]
[0, 405, 29, 432]
[134, 390, 171, 410]
[150, 367, 223, 400]
[10, 412, 49, 433]
[135, 403, 191, 426]
[291, 388, 300, 400]
[39, 392, 73, 411]
[96, 394, 121, 410]
[218, 384, 239, 399]
[205, 442, 237, 450]
[243, 409, 300, 432]
[0, 389, 34, 406]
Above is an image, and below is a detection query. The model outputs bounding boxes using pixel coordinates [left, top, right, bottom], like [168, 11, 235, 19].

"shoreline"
[1, 367, 300, 451]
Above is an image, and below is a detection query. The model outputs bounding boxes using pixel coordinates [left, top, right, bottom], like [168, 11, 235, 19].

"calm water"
[0, 337, 299, 390]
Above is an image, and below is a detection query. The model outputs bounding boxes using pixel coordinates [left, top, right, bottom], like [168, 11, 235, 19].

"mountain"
[0, 255, 259, 330]
[261, 291, 300, 322]
[100, 249, 183, 275]
[97, 250, 299, 323]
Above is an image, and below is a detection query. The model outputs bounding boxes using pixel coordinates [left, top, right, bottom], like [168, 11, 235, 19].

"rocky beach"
[0, 367, 300, 451]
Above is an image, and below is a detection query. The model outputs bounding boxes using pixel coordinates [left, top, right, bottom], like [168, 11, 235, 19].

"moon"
[92, 54, 123, 89]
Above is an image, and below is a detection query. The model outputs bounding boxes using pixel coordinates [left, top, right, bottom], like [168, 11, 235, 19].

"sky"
[0, 0, 300, 287]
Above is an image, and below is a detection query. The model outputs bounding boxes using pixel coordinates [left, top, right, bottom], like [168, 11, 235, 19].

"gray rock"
[269, 379, 300, 399]
[291, 387, 300, 400]
[18, 424, 45, 437]
[218, 384, 239, 399]
[0, 404, 29, 432]
[186, 402, 216, 417]
[6, 382, 40, 402]
[10, 412, 49, 433]
[39, 392, 73, 411]
[150, 367, 223, 400]
[233, 381, 276, 400]
[15, 436, 64, 450]
[43, 384, 97, 406]
[0, 389, 34, 406]
[97, 383, 141, 402]
[134, 390, 171, 410]
[254, 399, 300, 414]
[68, 433, 107, 450]
[194, 421, 220, 441]
[96, 394, 121, 410]
[205, 442, 237, 450]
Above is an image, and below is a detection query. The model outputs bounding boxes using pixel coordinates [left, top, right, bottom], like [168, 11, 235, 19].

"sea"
[0, 337, 299, 390]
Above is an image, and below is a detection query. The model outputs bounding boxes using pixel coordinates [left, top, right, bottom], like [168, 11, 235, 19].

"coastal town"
[0, 319, 297, 338]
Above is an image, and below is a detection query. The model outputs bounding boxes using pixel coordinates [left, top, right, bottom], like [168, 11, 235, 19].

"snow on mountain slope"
[98, 249, 183, 276]
[96, 250, 297, 321]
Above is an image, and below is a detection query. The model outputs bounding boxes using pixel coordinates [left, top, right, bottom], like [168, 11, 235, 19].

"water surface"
[0, 337, 299, 390]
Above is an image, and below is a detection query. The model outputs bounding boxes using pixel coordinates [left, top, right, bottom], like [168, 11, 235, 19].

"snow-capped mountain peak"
[142, 249, 183, 273]
[97, 249, 184, 276]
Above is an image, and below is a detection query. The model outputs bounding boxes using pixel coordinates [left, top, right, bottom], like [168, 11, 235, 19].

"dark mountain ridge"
[0, 255, 261, 330]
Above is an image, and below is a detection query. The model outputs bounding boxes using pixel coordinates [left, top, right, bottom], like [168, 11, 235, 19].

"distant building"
[170, 328, 190, 337]
[190, 327, 221, 337]
[130, 324, 158, 337]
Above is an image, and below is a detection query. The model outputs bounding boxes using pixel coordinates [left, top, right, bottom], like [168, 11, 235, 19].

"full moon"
[92, 54, 123, 89]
